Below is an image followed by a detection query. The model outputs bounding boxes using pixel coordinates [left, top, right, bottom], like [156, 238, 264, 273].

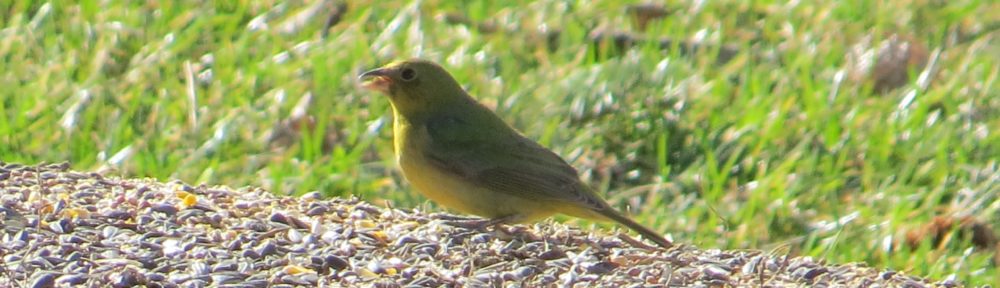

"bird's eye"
[400, 68, 417, 81]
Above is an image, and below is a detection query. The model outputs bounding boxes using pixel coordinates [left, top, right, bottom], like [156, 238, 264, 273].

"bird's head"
[359, 59, 468, 119]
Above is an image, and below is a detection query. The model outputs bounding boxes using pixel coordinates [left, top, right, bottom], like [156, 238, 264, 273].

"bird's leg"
[434, 213, 482, 222]
[439, 217, 494, 229]
[440, 215, 546, 243]
[441, 214, 521, 230]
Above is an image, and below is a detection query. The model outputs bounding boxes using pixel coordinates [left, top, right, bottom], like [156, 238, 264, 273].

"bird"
[359, 59, 672, 248]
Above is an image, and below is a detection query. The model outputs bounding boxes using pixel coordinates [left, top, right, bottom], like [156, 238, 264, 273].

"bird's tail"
[595, 208, 673, 249]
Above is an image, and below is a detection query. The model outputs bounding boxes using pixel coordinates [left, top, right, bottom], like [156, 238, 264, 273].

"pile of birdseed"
[0, 162, 956, 287]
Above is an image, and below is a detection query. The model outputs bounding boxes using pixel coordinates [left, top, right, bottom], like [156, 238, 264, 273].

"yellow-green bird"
[359, 59, 672, 248]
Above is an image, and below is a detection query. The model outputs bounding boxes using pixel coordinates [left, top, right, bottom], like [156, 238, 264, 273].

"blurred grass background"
[1, 0, 998, 285]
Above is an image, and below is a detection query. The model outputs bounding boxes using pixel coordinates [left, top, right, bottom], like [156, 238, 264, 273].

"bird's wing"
[423, 114, 607, 211]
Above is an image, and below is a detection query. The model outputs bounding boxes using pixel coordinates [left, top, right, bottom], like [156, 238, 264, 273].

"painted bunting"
[359, 59, 672, 248]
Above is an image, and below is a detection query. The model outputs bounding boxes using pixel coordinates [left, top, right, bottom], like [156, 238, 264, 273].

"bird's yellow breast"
[392, 113, 551, 221]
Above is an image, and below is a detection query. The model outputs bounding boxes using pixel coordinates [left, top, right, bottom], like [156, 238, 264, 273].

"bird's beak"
[359, 68, 390, 79]
[359, 68, 392, 93]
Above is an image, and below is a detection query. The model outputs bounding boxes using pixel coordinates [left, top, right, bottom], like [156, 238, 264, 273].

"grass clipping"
[0, 162, 955, 287]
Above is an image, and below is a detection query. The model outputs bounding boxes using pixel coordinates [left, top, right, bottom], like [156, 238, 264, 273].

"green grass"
[2, 0, 998, 285]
